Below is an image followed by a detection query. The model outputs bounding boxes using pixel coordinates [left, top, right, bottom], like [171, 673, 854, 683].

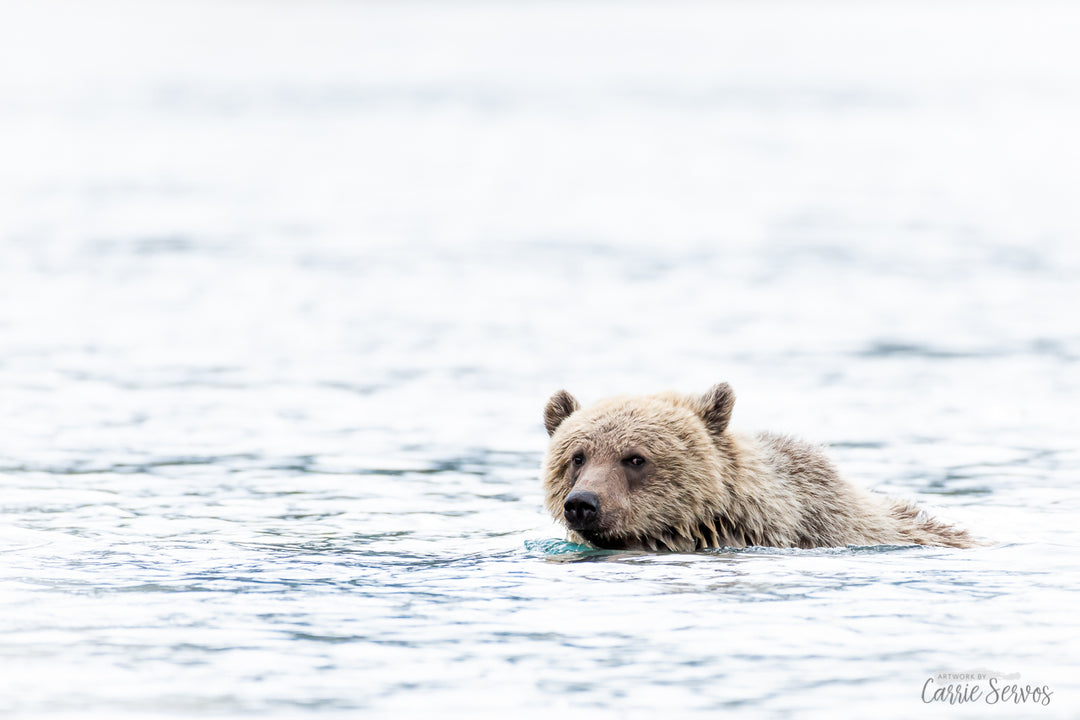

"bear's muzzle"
[563, 490, 601, 531]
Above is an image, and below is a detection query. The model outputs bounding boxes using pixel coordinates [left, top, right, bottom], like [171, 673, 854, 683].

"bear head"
[541, 383, 737, 552]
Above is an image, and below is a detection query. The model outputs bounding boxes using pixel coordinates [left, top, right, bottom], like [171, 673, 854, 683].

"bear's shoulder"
[751, 431, 838, 482]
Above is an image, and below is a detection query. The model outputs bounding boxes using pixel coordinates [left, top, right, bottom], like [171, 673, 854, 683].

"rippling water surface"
[2, 1, 1079, 717]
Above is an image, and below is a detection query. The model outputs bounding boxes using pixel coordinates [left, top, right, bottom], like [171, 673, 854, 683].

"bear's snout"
[564, 490, 601, 531]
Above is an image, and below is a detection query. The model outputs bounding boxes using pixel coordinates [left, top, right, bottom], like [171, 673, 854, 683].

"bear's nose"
[564, 491, 600, 530]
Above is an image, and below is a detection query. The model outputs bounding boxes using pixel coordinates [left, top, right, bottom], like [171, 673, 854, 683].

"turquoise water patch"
[523, 538, 596, 555]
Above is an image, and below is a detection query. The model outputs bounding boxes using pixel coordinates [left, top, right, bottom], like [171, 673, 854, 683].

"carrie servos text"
[922, 672, 1053, 706]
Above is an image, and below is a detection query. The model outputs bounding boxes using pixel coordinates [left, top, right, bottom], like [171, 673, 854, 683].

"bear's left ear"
[544, 390, 580, 436]
[696, 383, 735, 436]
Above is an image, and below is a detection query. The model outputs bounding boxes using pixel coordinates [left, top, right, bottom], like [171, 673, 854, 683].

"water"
[2, 1, 1079, 717]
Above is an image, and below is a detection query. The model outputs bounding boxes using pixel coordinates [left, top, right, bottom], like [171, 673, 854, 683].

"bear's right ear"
[544, 390, 580, 436]
[696, 383, 735, 436]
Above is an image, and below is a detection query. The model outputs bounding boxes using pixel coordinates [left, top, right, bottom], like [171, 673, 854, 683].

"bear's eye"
[571, 453, 586, 467]
[625, 455, 646, 468]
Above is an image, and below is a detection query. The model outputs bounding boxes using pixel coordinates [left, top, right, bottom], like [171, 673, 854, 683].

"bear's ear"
[696, 383, 735, 436]
[544, 390, 580, 436]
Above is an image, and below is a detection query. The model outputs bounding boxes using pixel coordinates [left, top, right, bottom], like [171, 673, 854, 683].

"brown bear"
[541, 383, 979, 551]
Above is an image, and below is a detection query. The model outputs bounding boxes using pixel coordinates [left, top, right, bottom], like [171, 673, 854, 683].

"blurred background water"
[1, 1, 1079, 717]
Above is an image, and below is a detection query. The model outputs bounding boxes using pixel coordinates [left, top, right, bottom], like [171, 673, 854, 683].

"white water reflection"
[1, 1, 1079, 717]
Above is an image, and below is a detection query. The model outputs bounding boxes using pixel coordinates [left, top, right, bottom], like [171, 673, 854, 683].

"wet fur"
[542, 385, 980, 551]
